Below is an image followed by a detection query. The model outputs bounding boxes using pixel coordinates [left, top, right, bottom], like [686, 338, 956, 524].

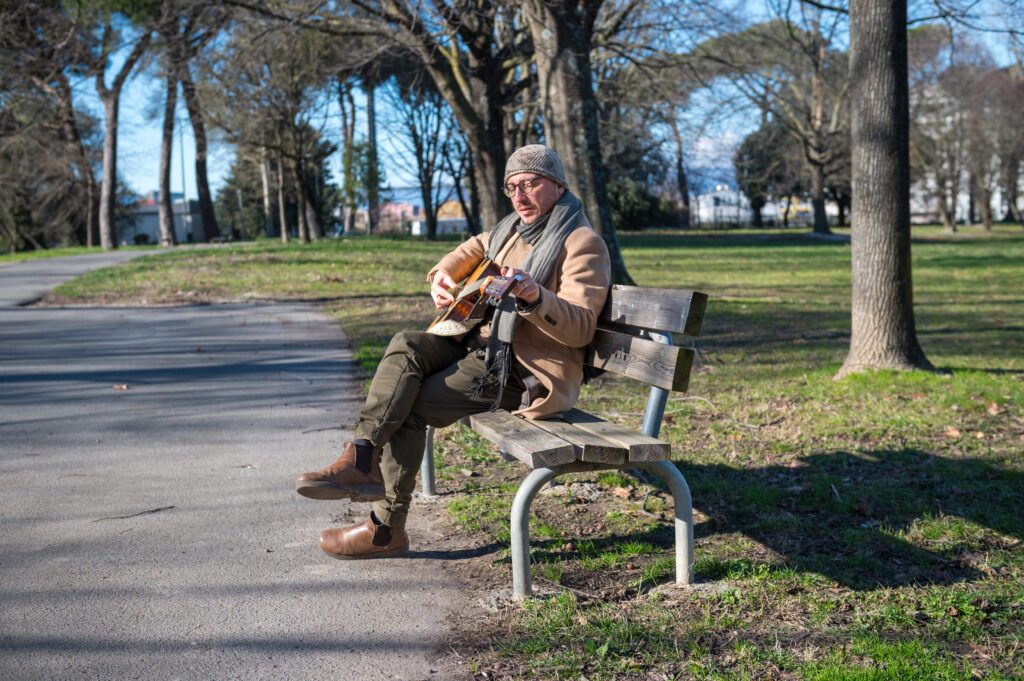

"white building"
[121, 191, 205, 244]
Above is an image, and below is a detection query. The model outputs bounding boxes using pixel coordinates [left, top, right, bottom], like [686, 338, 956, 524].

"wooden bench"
[420, 285, 708, 598]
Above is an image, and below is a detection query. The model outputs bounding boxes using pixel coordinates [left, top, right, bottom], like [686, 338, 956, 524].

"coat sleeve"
[517, 227, 611, 348]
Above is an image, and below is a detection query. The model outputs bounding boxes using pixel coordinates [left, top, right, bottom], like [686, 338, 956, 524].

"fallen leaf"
[974, 431, 985, 439]
[611, 486, 632, 499]
[731, 434, 743, 440]
[113, 384, 129, 390]
[944, 426, 961, 438]
[987, 402, 1001, 416]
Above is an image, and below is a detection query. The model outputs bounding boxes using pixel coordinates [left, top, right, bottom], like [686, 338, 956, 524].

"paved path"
[0, 254, 471, 680]
[0, 250, 163, 306]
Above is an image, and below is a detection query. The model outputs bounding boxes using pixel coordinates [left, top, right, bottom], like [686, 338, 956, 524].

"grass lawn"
[43, 224, 1024, 679]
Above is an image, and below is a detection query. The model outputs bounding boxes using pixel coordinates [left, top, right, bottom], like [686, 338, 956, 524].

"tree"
[837, 0, 933, 378]
[202, 17, 334, 243]
[694, 5, 850, 235]
[86, 5, 156, 249]
[385, 72, 454, 240]
[1, 1, 101, 247]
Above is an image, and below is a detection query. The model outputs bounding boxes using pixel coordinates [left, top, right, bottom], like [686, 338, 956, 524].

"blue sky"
[84, 5, 1017, 206]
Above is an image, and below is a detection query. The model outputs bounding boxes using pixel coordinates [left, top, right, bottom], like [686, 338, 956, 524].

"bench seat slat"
[561, 409, 671, 462]
[466, 411, 575, 468]
[527, 417, 627, 464]
[586, 329, 695, 392]
[600, 286, 707, 336]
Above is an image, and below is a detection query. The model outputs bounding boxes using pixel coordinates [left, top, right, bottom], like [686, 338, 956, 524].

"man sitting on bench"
[294, 144, 611, 559]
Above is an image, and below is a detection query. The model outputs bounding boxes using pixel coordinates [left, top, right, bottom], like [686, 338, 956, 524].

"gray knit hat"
[504, 144, 567, 187]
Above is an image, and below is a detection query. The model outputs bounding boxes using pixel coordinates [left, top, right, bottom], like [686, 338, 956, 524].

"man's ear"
[557, 185, 566, 199]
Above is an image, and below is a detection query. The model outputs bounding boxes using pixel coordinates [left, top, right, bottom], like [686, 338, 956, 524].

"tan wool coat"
[429, 220, 611, 419]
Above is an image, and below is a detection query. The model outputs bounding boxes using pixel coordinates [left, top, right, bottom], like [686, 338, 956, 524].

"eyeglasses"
[502, 177, 546, 197]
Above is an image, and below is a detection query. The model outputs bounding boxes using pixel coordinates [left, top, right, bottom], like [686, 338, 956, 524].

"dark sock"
[353, 439, 375, 474]
[370, 512, 392, 546]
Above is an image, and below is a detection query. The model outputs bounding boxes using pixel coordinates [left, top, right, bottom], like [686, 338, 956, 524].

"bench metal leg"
[635, 460, 695, 585]
[511, 467, 560, 598]
[420, 425, 436, 496]
[510, 461, 694, 599]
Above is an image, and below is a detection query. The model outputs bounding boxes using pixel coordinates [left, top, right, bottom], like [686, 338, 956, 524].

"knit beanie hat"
[504, 144, 567, 187]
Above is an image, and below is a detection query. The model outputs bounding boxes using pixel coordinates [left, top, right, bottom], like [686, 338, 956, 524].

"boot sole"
[295, 481, 385, 502]
[322, 545, 409, 560]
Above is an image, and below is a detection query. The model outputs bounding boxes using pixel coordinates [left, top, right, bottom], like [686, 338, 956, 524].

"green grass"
[39, 224, 1024, 679]
[0, 244, 157, 263]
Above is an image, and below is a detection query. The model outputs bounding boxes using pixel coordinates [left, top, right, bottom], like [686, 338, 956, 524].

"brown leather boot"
[318, 514, 409, 560]
[295, 441, 385, 501]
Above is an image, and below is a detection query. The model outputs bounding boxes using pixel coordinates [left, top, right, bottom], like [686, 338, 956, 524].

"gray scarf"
[474, 190, 584, 410]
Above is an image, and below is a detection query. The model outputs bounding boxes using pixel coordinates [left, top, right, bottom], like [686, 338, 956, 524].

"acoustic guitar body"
[427, 259, 517, 336]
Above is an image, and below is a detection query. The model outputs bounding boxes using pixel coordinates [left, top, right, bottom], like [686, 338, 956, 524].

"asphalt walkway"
[0, 252, 471, 680]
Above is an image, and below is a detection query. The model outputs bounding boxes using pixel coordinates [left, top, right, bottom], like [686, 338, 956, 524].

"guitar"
[426, 258, 520, 336]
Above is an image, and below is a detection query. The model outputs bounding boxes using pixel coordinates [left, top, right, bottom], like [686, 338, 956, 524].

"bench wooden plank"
[466, 411, 575, 468]
[585, 329, 695, 392]
[561, 409, 671, 462]
[528, 417, 627, 464]
[600, 286, 707, 336]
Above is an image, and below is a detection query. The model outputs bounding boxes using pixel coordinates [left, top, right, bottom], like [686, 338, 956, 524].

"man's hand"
[501, 266, 541, 305]
[430, 270, 457, 309]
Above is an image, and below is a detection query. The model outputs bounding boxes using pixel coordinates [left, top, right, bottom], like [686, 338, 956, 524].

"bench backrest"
[584, 286, 707, 393]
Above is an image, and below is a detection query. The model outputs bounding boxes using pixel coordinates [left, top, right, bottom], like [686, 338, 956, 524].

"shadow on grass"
[679, 448, 1022, 590]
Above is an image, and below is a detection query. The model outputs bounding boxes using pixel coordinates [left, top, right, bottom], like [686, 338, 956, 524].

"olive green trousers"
[354, 330, 524, 530]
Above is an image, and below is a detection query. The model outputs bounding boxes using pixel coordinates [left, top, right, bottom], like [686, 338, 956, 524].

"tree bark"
[158, 68, 179, 246]
[180, 64, 218, 241]
[522, 0, 633, 284]
[338, 80, 358, 235]
[838, 0, 933, 379]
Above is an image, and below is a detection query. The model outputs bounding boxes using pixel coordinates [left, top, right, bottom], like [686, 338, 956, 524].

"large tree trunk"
[838, 0, 933, 378]
[180, 65, 218, 242]
[522, 0, 633, 284]
[671, 121, 692, 229]
[1004, 162, 1021, 222]
[158, 69, 178, 246]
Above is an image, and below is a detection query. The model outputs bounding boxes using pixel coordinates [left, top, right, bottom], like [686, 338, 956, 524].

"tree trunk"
[338, 80, 358, 235]
[838, 0, 933, 378]
[95, 22, 152, 251]
[98, 95, 119, 250]
[259, 147, 273, 237]
[180, 64, 218, 241]
[522, 0, 633, 284]
[292, 159, 309, 243]
[276, 154, 289, 243]
[303, 163, 322, 239]
[158, 69, 178, 246]
[979, 188, 993, 231]
[669, 117, 692, 229]
[810, 163, 830, 233]
[365, 81, 379, 235]
[1004, 163, 1021, 222]
[52, 73, 98, 247]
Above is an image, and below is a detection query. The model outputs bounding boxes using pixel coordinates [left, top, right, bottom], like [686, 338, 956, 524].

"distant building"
[693, 186, 752, 227]
[121, 191, 204, 244]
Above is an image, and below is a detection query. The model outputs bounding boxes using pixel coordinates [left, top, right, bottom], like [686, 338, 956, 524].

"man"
[295, 144, 611, 559]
